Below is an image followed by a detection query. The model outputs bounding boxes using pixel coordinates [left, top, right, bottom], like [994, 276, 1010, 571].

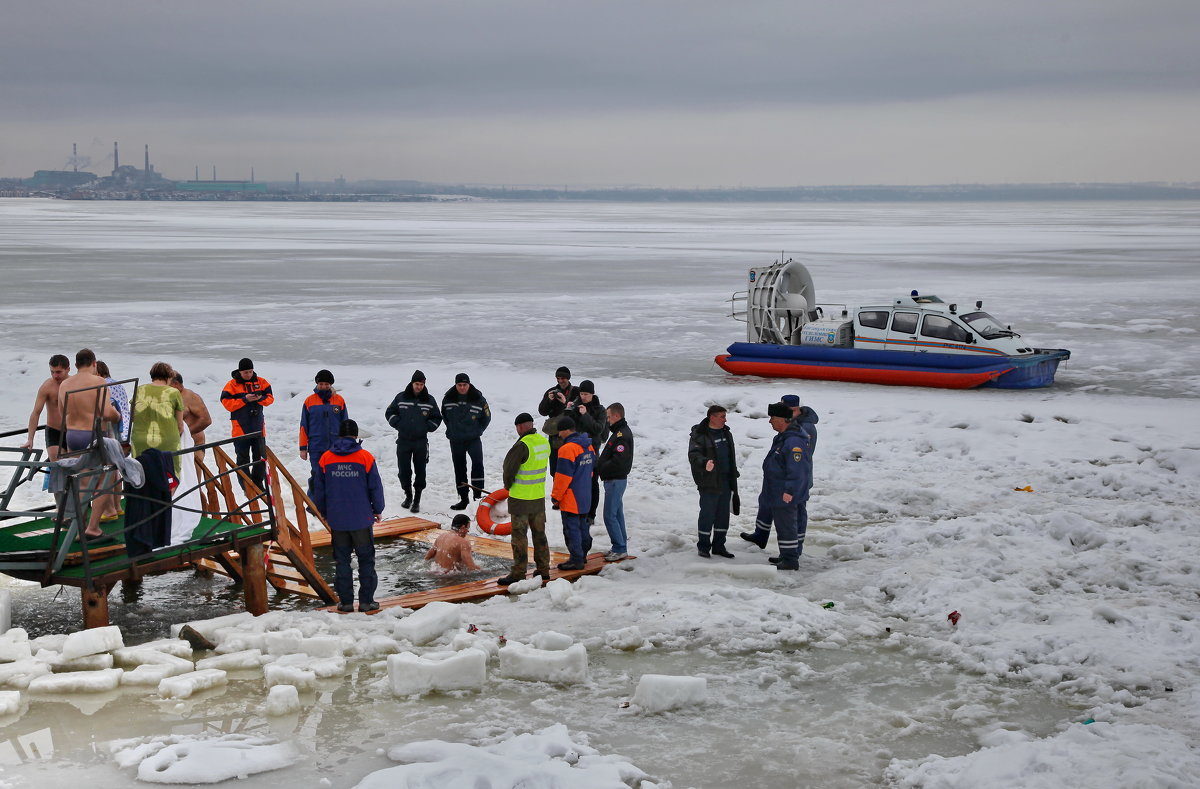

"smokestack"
[113, 142, 119, 175]
[195, 165, 199, 181]
[250, 167, 254, 183]
[73, 143, 78, 172]
[144, 144, 150, 175]
[295, 172, 300, 190]
[212, 165, 217, 181]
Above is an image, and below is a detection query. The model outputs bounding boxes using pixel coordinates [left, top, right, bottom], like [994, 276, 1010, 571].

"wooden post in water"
[242, 542, 268, 615]
[82, 582, 111, 629]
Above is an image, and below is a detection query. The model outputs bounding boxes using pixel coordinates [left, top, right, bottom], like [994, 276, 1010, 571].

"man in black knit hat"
[537, 365, 580, 475]
[442, 372, 491, 511]
[385, 369, 442, 513]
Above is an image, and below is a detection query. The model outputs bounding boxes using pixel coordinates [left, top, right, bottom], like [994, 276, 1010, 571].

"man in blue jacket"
[299, 369, 349, 498]
[757, 402, 811, 571]
[385, 370, 442, 513]
[442, 372, 491, 511]
[312, 419, 385, 612]
[741, 393, 818, 559]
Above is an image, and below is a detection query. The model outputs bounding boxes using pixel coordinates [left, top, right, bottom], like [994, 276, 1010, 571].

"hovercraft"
[714, 258, 1070, 390]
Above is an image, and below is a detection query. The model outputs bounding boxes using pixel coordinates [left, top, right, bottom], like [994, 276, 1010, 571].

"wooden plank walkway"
[319, 551, 620, 614]
[305, 516, 436, 548]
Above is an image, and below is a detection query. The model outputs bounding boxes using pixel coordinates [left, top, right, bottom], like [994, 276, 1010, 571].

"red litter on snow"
[948, 610, 962, 626]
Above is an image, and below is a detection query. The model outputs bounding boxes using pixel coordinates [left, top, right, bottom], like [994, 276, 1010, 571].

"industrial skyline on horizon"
[14, 139, 1200, 194]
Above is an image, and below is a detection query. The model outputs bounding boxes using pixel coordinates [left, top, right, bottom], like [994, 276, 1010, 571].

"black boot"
[411, 490, 422, 514]
[739, 532, 767, 549]
[401, 490, 413, 510]
[472, 487, 483, 500]
[450, 490, 469, 511]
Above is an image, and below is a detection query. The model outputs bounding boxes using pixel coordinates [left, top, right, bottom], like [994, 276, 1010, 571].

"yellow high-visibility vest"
[509, 431, 551, 500]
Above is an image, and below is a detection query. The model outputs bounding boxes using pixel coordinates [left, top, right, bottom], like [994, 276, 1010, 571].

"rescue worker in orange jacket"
[550, 414, 595, 571]
[299, 369, 349, 499]
[220, 357, 274, 491]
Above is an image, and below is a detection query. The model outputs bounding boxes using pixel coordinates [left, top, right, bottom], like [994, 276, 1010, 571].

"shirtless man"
[21, 354, 71, 461]
[424, 514, 479, 572]
[58, 348, 119, 538]
[170, 371, 213, 451]
[58, 349, 118, 451]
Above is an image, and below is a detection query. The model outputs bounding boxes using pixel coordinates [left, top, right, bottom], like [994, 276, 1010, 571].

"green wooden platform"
[0, 513, 270, 579]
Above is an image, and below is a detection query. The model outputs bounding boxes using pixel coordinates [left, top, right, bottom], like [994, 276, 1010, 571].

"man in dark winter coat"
[566, 379, 608, 526]
[537, 365, 580, 470]
[597, 402, 633, 561]
[756, 402, 811, 571]
[384, 370, 442, 513]
[687, 404, 739, 558]
[312, 419, 385, 612]
[442, 372, 492, 511]
[741, 393, 818, 558]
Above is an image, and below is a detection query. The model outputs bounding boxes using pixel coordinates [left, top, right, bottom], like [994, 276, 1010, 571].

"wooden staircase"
[194, 445, 336, 603]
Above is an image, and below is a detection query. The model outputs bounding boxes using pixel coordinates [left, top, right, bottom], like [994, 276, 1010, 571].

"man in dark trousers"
[550, 414, 595, 571]
[597, 402, 633, 561]
[312, 419, 385, 612]
[496, 413, 552, 586]
[741, 393, 818, 557]
[757, 402, 810, 571]
[220, 357, 274, 491]
[442, 372, 491, 511]
[385, 370, 442, 513]
[566, 379, 608, 526]
[687, 404, 739, 558]
[537, 365, 580, 471]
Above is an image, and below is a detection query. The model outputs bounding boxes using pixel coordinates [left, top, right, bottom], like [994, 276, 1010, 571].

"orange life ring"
[476, 488, 512, 536]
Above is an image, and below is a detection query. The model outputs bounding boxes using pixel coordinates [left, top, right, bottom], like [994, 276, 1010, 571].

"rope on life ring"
[476, 488, 512, 536]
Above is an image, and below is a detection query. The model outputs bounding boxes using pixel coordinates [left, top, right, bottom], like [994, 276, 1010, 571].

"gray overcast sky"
[3, 0, 1199, 186]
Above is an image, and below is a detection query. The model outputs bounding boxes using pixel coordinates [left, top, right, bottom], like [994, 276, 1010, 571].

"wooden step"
[319, 552, 631, 614]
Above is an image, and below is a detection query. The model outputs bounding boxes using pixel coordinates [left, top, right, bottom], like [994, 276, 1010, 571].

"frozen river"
[2, 198, 1198, 395]
[1, 198, 1198, 787]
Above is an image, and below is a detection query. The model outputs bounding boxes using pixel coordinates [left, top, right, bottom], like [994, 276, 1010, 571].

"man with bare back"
[58, 348, 119, 538]
[21, 354, 71, 461]
[170, 371, 213, 451]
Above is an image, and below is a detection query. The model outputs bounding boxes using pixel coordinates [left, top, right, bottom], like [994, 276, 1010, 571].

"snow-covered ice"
[0, 689, 21, 716]
[109, 733, 297, 784]
[499, 642, 589, 684]
[1, 200, 1198, 787]
[392, 601, 462, 646]
[363, 723, 653, 789]
[195, 648, 265, 672]
[631, 674, 708, 713]
[158, 668, 228, 699]
[387, 648, 488, 696]
[60, 625, 123, 660]
[264, 684, 301, 716]
[28, 668, 124, 694]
